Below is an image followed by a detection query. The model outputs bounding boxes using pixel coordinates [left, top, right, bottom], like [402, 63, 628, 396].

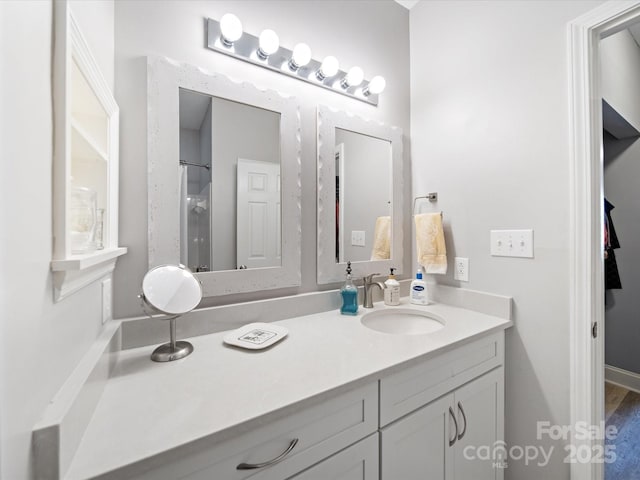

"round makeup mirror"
[140, 264, 202, 362]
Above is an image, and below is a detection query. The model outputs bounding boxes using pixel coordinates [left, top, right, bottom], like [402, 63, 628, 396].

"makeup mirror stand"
[151, 316, 194, 362]
[139, 264, 203, 362]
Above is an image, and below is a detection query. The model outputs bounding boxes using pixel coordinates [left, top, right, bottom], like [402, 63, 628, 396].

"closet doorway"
[569, 3, 640, 480]
[600, 24, 640, 480]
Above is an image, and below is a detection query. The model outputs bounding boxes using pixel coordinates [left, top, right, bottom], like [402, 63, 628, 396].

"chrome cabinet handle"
[448, 407, 458, 447]
[457, 401, 467, 440]
[236, 438, 299, 470]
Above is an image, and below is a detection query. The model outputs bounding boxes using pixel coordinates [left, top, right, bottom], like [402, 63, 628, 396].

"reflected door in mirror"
[179, 89, 282, 272]
[237, 159, 281, 268]
[335, 128, 392, 263]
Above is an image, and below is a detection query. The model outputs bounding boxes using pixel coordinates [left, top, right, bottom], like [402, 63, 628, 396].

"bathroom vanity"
[36, 6, 513, 480]
[52, 299, 511, 480]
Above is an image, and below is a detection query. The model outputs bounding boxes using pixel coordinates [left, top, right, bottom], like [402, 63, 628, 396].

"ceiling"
[394, 0, 420, 10]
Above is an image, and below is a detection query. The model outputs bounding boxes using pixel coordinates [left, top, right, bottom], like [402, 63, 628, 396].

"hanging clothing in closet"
[605, 198, 622, 290]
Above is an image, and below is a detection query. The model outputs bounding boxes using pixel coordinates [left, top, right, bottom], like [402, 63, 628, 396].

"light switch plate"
[490, 229, 534, 258]
[351, 230, 366, 247]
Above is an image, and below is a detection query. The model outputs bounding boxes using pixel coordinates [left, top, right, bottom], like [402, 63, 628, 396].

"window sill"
[51, 247, 127, 302]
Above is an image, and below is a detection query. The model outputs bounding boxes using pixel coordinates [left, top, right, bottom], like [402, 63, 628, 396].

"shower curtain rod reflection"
[179, 160, 211, 170]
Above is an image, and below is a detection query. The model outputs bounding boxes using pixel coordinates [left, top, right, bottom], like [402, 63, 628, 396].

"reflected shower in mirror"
[335, 128, 392, 263]
[178, 89, 282, 273]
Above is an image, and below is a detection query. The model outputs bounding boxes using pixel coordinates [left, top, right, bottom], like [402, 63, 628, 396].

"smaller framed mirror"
[317, 106, 403, 284]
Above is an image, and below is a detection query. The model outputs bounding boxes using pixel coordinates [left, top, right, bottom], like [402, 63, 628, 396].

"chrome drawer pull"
[457, 402, 467, 440]
[236, 438, 299, 470]
[448, 407, 458, 447]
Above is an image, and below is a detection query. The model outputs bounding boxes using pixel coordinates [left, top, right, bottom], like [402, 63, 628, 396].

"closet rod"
[180, 160, 210, 170]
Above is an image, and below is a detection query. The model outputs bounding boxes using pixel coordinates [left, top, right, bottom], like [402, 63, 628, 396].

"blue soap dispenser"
[340, 261, 359, 315]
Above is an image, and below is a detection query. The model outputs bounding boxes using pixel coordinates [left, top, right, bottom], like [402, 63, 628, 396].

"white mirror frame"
[317, 105, 403, 284]
[147, 56, 301, 297]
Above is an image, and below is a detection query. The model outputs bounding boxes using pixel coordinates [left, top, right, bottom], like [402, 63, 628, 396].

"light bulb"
[219, 13, 242, 46]
[258, 29, 279, 59]
[341, 66, 364, 89]
[317, 56, 339, 80]
[289, 43, 312, 70]
[364, 75, 386, 96]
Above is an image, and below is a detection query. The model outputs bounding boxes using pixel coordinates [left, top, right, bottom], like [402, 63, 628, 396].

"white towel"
[415, 212, 447, 274]
[370, 216, 391, 260]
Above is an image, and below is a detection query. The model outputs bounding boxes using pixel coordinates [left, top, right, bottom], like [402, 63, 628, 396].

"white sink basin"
[361, 308, 445, 335]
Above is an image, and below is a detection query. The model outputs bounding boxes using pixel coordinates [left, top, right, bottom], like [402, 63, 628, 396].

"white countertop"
[66, 300, 512, 479]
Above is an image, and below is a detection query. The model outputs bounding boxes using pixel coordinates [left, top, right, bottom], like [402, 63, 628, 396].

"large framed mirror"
[148, 56, 301, 296]
[317, 105, 403, 284]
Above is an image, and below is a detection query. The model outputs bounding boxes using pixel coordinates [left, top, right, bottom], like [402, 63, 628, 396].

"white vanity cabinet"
[130, 382, 378, 480]
[381, 369, 503, 480]
[57, 316, 509, 480]
[379, 332, 505, 480]
[289, 433, 379, 480]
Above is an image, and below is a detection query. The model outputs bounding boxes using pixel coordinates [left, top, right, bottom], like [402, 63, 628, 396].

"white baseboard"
[605, 364, 640, 394]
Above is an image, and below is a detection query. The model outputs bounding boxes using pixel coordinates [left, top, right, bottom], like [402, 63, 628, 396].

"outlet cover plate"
[454, 257, 469, 281]
[101, 277, 112, 324]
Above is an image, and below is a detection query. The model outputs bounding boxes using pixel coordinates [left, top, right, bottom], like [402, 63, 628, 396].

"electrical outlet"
[351, 230, 366, 247]
[454, 257, 469, 282]
[102, 278, 112, 324]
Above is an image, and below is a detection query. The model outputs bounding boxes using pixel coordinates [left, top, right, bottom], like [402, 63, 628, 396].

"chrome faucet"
[362, 273, 386, 308]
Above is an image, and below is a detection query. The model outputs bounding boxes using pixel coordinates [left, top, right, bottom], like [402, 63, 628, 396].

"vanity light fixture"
[363, 75, 386, 96]
[316, 55, 339, 80]
[207, 15, 384, 105]
[257, 29, 279, 59]
[219, 13, 243, 46]
[289, 43, 312, 71]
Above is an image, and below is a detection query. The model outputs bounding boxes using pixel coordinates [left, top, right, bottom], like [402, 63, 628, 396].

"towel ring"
[413, 193, 439, 214]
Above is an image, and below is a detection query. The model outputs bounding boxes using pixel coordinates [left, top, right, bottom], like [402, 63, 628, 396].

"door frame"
[568, 2, 640, 480]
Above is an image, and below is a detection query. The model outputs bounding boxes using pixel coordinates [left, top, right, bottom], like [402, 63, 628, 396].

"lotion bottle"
[340, 261, 359, 315]
[384, 268, 401, 306]
[410, 266, 429, 305]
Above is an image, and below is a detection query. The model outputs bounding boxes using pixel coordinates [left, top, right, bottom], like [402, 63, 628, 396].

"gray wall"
[409, 1, 602, 479]
[113, 0, 411, 316]
[336, 129, 392, 263]
[0, 1, 114, 478]
[604, 135, 640, 374]
[601, 29, 640, 131]
[602, 29, 640, 375]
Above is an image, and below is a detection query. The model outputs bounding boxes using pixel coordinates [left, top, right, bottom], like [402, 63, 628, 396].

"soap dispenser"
[384, 268, 401, 306]
[410, 266, 429, 305]
[340, 261, 359, 315]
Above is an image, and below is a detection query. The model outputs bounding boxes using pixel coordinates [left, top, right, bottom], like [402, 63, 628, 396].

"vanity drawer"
[132, 382, 378, 480]
[379, 331, 503, 426]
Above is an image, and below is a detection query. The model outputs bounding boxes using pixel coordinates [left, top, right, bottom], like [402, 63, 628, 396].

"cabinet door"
[288, 434, 379, 480]
[381, 395, 453, 480]
[453, 368, 504, 480]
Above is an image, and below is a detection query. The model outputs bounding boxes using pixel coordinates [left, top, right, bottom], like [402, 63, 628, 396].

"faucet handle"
[363, 273, 380, 283]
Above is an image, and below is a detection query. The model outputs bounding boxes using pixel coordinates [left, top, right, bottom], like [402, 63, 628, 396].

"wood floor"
[605, 382, 640, 480]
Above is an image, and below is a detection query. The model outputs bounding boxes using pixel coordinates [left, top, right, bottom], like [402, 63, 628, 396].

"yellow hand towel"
[415, 212, 447, 274]
[370, 216, 391, 260]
